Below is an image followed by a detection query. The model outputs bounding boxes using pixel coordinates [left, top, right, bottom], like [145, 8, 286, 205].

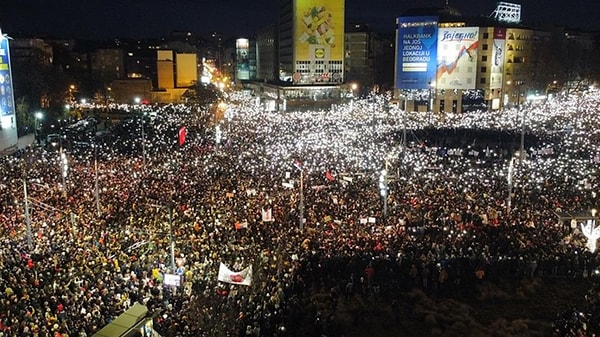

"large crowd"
[0, 87, 599, 337]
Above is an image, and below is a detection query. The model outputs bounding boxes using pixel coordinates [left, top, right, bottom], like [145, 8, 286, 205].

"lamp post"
[515, 81, 525, 166]
[23, 176, 32, 249]
[293, 160, 305, 231]
[34, 112, 43, 145]
[140, 117, 146, 170]
[379, 169, 388, 219]
[60, 148, 68, 195]
[168, 205, 175, 271]
[506, 155, 516, 215]
[428, 81, 436, 112]
[299, 168, 304, 231]
[146, 202, 176, 271]
[93, 143, 101, 217]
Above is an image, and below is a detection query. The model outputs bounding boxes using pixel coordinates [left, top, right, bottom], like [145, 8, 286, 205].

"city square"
[0, 86, 598, 336]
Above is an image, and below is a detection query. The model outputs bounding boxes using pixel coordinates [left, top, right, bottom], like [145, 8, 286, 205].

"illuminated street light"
[379, 169, 388, 219]
[34, 111, 43, 145]
[61, 150, 69, 191]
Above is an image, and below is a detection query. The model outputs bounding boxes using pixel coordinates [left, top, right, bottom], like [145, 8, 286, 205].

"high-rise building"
[395, 4, 540, 113]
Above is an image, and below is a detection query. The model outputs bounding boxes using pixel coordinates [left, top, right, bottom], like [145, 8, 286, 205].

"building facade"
[395, 5, 539, 113]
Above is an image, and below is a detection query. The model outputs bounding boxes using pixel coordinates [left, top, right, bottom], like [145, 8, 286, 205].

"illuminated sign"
[236, 38, 250, 81]
[0, 29, 17, 153]
[294, 0, 344, 84]
[0, 32, 15, 117]
[436, 27, 479, 90]
[396, 16, 438, 90]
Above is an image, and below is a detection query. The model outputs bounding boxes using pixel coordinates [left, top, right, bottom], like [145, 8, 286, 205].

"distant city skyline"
[1, 0, 599, 40]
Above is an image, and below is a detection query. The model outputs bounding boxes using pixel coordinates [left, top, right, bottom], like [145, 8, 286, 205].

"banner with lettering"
[436, 27, 479, 90]
[396, 16, 438, 90]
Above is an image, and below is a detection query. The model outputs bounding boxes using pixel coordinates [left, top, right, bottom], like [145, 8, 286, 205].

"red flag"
[325, 171, 335, 181]
[178, 126, 187, 146]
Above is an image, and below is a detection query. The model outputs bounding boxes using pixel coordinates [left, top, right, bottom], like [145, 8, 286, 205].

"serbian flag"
[293, 159, 303, 170]
[178, 126, 187, 146]
[325, 171, 335, 182]
[218, 262, 252, 286]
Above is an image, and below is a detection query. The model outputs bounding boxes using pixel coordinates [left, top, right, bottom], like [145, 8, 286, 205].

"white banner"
[217, 263, 253, 286]
[262, 208, 274, 222]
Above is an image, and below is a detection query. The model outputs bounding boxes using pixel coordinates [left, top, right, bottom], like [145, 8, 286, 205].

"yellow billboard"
[294, 0, 344, 62]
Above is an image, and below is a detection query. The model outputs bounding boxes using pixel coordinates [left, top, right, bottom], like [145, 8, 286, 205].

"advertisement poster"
[294, 0, 344, 83]
[396, 16, 438, 90]
[0, 30, 17, 153]
[295, 0, 344, 60]
[436, 27, 479, 90]
[236, 38, 250, 81]
[490, 27, 506, 90]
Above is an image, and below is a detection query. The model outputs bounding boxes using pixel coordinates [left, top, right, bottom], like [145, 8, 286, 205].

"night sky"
[1, 0, 599, 40]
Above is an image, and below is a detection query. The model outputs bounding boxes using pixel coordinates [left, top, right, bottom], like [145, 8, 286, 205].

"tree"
[14, 97, 33, 137]
[182, 82, 224, 107]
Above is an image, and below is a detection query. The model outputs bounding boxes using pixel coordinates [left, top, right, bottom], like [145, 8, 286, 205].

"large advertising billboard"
[294, 0, 344, 83]
[396, 16, 438, 90]
[436, 27, 479, 90]
[490, 27, 506, 90]
[236, 38, 250, 81]
[0, 30, 18, 154]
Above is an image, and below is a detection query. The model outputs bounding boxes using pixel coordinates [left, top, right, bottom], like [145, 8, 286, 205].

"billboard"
[294, 0, 344, 83]
[0, 30, 17, 154]
[236, 38, 250, 81]
[436, 27, 479, 90]
[396, 16, 438, 90]
[490, 27, 506, 90]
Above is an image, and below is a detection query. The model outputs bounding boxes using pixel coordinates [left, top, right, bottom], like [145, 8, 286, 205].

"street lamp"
[93, 143, 101, 217]
[60, 150, 69, 194]
[514, 80, 525, 166]
[146, 203, 176, 270]
[34, 112, 43, 145]
[293, 159, 305, 231]
[379, 169, 388, 219]
[428, 81, 436, 112]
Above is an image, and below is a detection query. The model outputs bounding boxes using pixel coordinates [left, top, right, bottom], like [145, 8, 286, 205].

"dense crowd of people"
[0, 87, 599, 337]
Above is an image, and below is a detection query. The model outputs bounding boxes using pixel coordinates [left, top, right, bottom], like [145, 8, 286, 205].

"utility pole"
[299, 169, 304, 231]
[141, 118, 146, 170]
[94, 143, 101, 217]
[23, 176, 32, 249]
[379, 169, 388, 219]
[168, 204, 175, 271]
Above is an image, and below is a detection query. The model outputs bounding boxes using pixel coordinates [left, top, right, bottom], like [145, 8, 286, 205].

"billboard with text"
[436, 27, 479, 90]
[0, 30, 17, 153]
[396, 16, 438, 90]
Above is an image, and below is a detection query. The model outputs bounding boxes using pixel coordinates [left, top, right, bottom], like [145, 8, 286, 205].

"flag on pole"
[178, 126, 187, 146]
[293, 159, 303, 170]
[217, 263, 252, 286]
[325, 171, 335, 182]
